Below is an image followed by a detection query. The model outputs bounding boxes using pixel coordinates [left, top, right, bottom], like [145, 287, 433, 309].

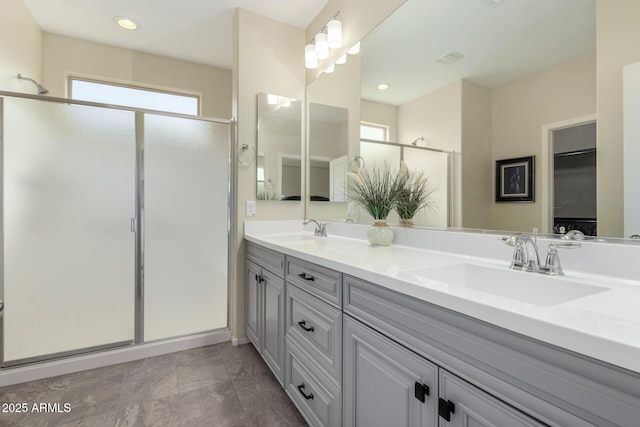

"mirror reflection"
[346, 0, 638, 240]
[256, 93, 302, 200]
[308, 102, 348, 202]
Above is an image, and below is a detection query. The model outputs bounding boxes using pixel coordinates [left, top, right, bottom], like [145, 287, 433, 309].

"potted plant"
[346, 162, 408, 246]
[394, 164, 436, 226]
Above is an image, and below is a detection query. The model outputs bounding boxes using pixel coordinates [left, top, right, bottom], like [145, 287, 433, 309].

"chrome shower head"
[411, 137, 425, 146]
[17, 73, 49, 95]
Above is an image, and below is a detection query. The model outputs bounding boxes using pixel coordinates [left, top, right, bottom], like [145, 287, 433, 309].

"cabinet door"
[262, 268, 286, 385]
[245, 259, 262, 349]
[438, 370, 545, 427]
[344, 317, 438, 427]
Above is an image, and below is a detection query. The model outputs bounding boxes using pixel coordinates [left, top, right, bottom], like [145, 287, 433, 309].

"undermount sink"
[266, 234, 320, 243]
[404, 263, 609, 307]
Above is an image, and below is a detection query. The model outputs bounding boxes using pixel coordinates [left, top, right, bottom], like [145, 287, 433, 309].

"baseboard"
[231, 336, 250, 346]
[0, 329, 231, 387]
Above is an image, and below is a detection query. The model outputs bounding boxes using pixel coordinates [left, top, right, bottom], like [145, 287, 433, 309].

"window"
[69, 78, 199, 116]
[360, 122, 388, 142]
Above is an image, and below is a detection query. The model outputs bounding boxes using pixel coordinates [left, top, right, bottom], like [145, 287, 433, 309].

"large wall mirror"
[308, 102, 348, 202]
[256, 92, 302, 200]
[306, 0, 640, 241]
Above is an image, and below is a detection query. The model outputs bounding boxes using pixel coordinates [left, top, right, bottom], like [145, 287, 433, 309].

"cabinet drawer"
[246, 242, 284, 278]
[286, 256, 342, 307]
[285, 338, 342, 427]
[286, 283, 342, 385]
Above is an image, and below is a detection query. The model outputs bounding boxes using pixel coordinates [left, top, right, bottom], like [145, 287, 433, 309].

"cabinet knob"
[297, 383, 314, 400]
[298, 320, 315, 332]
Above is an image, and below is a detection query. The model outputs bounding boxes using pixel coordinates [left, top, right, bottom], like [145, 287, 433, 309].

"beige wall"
[460, 80, 492, 230]
[0, 0, 41, 92]
[491, 52, 596, 233]
[361, 99, 398, 142]
[232, 8, 306, 340]
[42, 33, 231, 118]
[596, 0, 640, 237]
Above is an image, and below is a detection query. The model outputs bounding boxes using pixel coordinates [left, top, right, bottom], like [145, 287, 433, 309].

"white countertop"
[244, 221, 640, 374]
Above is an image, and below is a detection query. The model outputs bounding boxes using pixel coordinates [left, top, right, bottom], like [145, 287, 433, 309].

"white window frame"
[68, 76, 200, 116]
[360, 121, 389, 142]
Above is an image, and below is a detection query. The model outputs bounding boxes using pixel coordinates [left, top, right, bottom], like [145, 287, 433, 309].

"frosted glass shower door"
[2, 97, 136, 364]
[143, 114, 228, 341]
[403, 147, 449, 228]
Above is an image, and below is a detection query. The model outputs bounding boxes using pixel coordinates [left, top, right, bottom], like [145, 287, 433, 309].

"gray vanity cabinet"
[344, 316, 546, 427]
[245, 243, 286, 385]
[284, 256, 343, 427]
[343, 316, 438, 427]
[439, 370, 545, 427]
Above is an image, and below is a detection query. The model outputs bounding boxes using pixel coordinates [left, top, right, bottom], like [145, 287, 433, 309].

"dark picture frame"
[495, 156, 534, 202]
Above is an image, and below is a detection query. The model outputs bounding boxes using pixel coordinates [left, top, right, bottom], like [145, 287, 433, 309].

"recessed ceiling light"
[114, 16, 140, 31]
[377, 83, 390, 90]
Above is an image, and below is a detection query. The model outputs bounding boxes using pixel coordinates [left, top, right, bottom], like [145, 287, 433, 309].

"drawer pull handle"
[298, 272, 315, 281]
[297, 383, 314, 400]
[298, 320, 315, 332]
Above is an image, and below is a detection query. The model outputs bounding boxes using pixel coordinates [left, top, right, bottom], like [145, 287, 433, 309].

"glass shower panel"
[2, 97, 136, 363]
[403, 147, 449, 228]
[143, 114, 228, 341]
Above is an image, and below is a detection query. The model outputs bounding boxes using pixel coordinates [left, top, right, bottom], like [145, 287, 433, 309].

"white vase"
[367, 221, 394, 246]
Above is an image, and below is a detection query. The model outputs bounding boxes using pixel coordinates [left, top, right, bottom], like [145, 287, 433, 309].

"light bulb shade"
[305, 44, 318, 69]
[325, 63, 335, 74]
[267, 94, 278, 105]
[335, 54, 347, 65]
[327, 19, 342, 49]
[315, 32, 329, 60]
[347, 41, 361, 55]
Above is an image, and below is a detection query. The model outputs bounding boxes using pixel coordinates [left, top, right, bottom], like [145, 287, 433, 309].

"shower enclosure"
[0, 92, 231, 367]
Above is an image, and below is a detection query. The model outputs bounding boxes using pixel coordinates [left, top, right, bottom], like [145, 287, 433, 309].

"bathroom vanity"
[244, 221, 640, 427]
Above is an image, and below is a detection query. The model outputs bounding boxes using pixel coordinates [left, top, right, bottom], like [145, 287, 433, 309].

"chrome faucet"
[505, 233, 541, 272]
[505, 231, 581, 276]
[303, 219, 327, 237]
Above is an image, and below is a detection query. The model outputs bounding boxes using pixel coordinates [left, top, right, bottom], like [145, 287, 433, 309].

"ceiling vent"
[435, 51, 464, 66]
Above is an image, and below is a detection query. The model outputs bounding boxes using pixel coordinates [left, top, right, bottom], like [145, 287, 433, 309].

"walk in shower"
[0, 92, 231, 367]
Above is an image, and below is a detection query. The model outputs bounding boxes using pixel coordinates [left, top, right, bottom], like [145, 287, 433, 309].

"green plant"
[394, 163, 436, 221]
[347, 162, 408, 220]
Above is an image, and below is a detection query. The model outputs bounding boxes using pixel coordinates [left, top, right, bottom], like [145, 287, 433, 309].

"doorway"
[542, 117, 597, 236]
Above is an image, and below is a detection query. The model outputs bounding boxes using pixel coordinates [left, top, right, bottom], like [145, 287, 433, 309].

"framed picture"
[495, 156, 534, 202]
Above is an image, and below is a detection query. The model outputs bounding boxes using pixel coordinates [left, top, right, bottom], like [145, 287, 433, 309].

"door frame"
[540, 114, 596, 233]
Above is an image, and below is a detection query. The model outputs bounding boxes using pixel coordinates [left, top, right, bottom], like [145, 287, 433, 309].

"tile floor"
[0, 342, 308, 427]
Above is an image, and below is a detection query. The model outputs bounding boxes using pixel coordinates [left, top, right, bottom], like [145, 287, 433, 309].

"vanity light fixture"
[347, 41, 360, 55]
[306, 12, 347, 70]
[327, 19, 343, 49]
[376, 83, 390, 90]
[324, 63, 336, 74]
[315, 32, 329, 60]
[113, 16, 140, 31]
[335, 54, 347, 65]
[305, 44, 319, 69]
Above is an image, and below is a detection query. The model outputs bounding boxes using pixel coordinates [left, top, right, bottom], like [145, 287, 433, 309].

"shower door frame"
[0, 91, 234, 367]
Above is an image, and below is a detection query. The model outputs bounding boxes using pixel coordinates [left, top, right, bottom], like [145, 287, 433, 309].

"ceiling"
[21, 0, 329, 69]
[360, 0, 596, 105]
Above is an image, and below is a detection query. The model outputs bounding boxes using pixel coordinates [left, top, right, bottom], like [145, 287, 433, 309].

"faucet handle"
[540, 241, 581, 276]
